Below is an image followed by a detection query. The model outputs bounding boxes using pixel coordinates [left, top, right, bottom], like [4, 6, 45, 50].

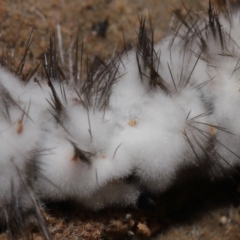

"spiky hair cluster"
[0, 1, 240, 239]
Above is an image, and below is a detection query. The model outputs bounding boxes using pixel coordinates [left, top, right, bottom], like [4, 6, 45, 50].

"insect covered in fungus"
[0, 0, 240, 239]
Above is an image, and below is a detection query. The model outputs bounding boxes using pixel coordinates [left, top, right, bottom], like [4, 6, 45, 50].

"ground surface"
[0, 0, 240, 239]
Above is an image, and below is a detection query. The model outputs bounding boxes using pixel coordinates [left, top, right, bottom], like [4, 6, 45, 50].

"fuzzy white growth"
[0, 95, 40, 218]
[1, 4, 240, 238]
[164, 6, 240, 177]
[107, 51, 211, 192]
[189, 10, 240, 173]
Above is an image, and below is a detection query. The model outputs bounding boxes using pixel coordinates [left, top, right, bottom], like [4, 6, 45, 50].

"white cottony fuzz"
[1, 3, 240, 238]
[0, 103, 40, 220]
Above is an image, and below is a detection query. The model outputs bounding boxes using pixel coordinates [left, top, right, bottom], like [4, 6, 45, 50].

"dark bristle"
[25, 62, 41, 82]
[57, 65, 67, 82]
[15, 27, 34, 81]
[167, 63, 177, 92]
[177, 3, 202, 41]
[48, 38, 59, 80]
[0, 158, 51, 240]
[183, 123, 228, 185]
[170, 1, 229, 57]
[209, 0, 217, 38]
[190, 123, 240, 178]
[4, 199, 25, 240]
[81, 54, 121, 110]
[43, 37, 66, 83]
[184, 50, 202, 87]
[112, 143, 122, 159]
[73, 35, 79, 84]
[79, 37, 84, 84]
[208, 2, 225, 50]
[231, 57, 240, 76]
[216, 17, 224, 50]
[0, 85, 33, 123]
[43, 58, 64, 116]
[136, 17, 169, 93]
[70, 141, 92, 165]
[206, 1, 228, 51]
[173, 6, 193, 31]
[170, 6, 194, 48]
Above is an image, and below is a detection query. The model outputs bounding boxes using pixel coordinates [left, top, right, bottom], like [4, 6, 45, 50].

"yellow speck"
[128, 119, 137, 127]
[71, 152, 79, 161]
[72, 98, 82, 105]
[209, 126, 217, 135]
[17, 120, 23, 134]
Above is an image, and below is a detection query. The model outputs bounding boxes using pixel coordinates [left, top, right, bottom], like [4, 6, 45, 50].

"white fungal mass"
[1, 2, 240, 239]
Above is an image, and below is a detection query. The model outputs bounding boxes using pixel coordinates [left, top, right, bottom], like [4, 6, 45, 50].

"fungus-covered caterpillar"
[1, 1, 240, 239]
